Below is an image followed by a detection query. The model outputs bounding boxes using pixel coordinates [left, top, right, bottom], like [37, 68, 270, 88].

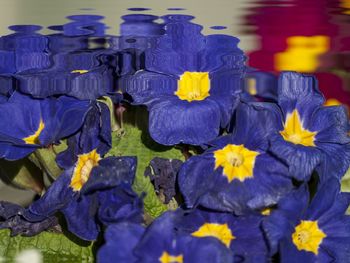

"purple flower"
[98, 211, 233, 263]
[27, 156, 143, 240]
[263, 178, 350, 262]
[0, 92, 90, 160]
[121, 15, 245, 145]
[268, 72, 350, 181]
[179, 102, 293, 214]
[173, 208, 269, 262]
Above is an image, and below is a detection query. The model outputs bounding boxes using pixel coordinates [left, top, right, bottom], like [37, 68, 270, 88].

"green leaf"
[30, 148, 63, 179]
[98, 96, 120, 132]
[0, 158, 44, 194]
[341, 167, 350, 215]
[0, 229, 94, 262]
[108, 124, 184, 218]
[341, 167, 350, 192]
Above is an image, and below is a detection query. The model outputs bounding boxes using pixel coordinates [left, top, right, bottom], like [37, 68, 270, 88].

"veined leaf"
[0, 229, 94, 262]
[109, 124, 184, 218]
[341, 167, 350, 215]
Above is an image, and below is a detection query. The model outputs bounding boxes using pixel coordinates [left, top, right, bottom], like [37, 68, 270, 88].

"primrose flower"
[179, 102, 293, 214]
[98, 211, 233, 263]
[269, 72, 350, 180]
[28, 156, 143, 240]
[121, 15, 245, 145]
[173, 208, 268, 262]
[56, 101, 112, 169]
[0, 92, 90, 160]
[263, 179, 350, 262]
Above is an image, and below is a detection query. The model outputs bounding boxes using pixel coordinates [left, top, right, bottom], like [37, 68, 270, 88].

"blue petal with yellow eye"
[121, 16, 244, 145]
[179, 102, 293, 214]
[98, 211, 233, 263]
[56, 101, 111, 169]
[123, 68, 242, 145]
[263, 179, 350, 262]
[135, 211, 233, 263]
[277, 72, 324, 117]
[123, 71, 241, 146]
[27, 156, 142, 241]
[268, 72, 350, 181]
[174, 208, 269, 262]
[0, 92, 90, 160]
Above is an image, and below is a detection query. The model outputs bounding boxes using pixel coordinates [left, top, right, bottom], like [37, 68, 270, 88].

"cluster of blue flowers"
[0, 13, 350, 263]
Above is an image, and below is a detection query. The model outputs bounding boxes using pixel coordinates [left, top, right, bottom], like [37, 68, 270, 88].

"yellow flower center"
[226, 151, 244, 166]
[70, 149, 101, 192]
[159, 252, 183, 263]
[214, 144, 260, 182]
[23, 119, 45, 145]
[71, 69, 89, 74]
[292, 220, 326, 255]
[174, 71, 210, 102]
[261, 208, 272, 216]
[246, 78, 257, 95]
[280, 110, 317, 147]
[192, 223, 235, 248]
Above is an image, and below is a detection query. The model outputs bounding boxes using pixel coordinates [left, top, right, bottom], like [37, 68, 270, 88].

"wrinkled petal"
[97, 223, 145, 263]
[149, 97, 221, 145]
[278, 72, 324, 118]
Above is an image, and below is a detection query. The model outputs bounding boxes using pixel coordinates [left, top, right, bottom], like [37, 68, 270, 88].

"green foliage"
[0, 158, 44, 194]
[31, 148, 63, 179]
[0, 229, 93, 262]
[341, 167, 350, 192]
[341, 167, 350, 215]
[98, 96, 120, 131]
[109, 124, 184, 218]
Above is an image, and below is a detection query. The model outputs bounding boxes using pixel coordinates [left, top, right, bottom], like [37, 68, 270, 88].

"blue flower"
[98, 222, 145, 262]
[179, 102, 293, 214]
[121, 15, 245, 145]
[173, 208, 269, 262]
[56, 101, 112, 169]
[268, 72, 350, 181]
[0, 92, 90, 160]
[263, 179, 350, 262]
[98, 211, 233, 263]
[27, 156, 143, 240]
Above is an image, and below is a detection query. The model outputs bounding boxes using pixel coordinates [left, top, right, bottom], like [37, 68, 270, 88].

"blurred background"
[1, 0, 350, 204]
